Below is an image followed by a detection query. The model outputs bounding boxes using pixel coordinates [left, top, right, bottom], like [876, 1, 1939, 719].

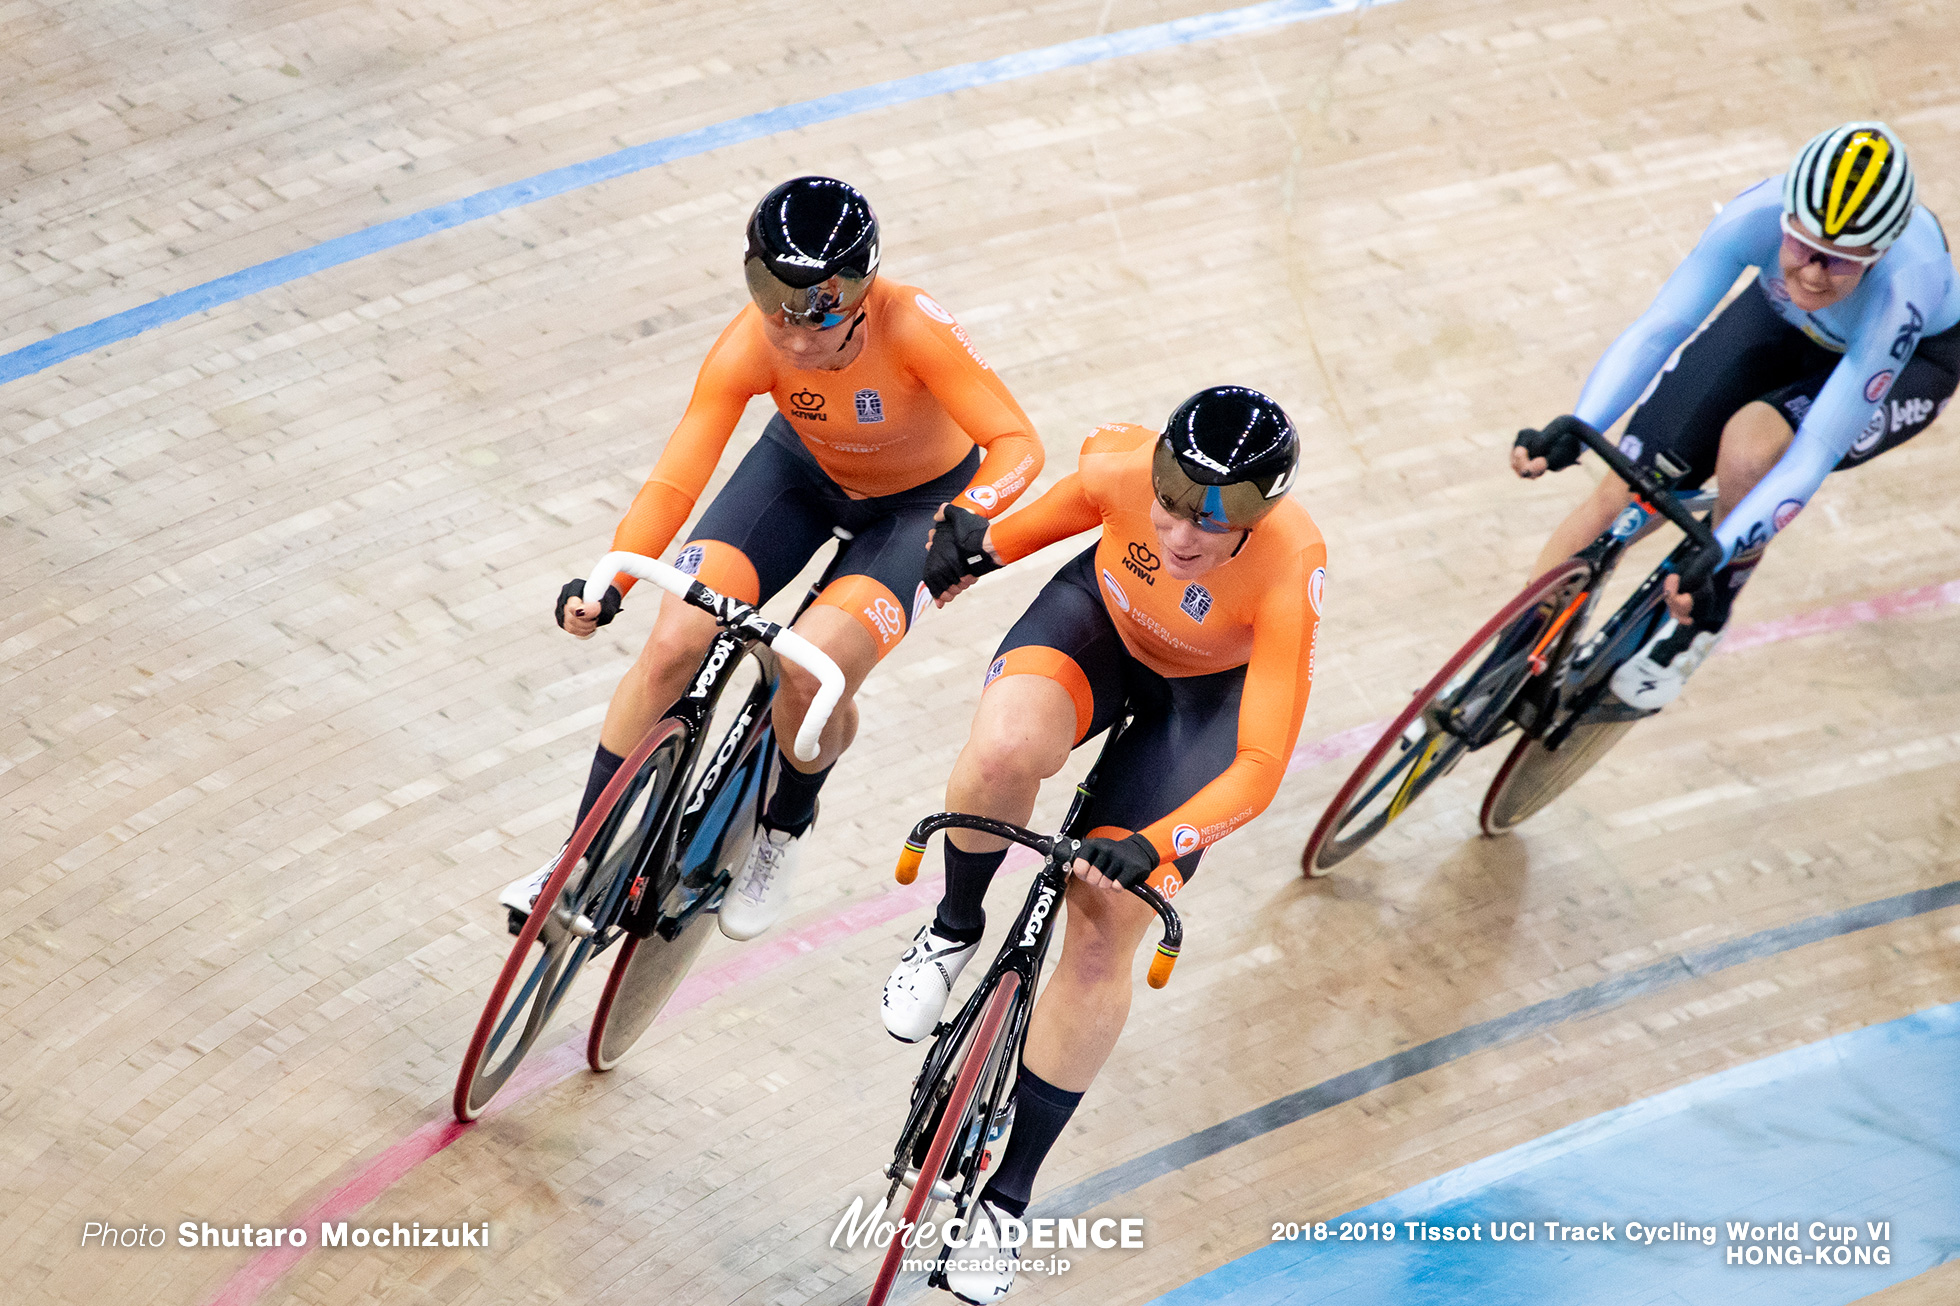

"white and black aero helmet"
[1783, 122, 1916, 254]
[743, 176, 880, 328]
[1151, 386, 1299, 533]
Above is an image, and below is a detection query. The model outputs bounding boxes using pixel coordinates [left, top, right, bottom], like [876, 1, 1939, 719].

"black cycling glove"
[1513, 414, 1596, 473]
[1075, 832, 1162, 889]
[923, 504, 1001, 599]
[556, 579, 622, 630]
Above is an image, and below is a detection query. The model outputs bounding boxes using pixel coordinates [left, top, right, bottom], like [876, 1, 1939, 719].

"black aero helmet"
[1152, 386, 1299, 533]
[743, 176, 880, 328]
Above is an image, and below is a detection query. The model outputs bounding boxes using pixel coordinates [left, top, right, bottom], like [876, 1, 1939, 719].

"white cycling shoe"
[944, 1200, 1021, 1304]
[882, 923, 980, 1042]
[719, 824, 800, 940]
[498, 851, 569, 935]
[1610, 618, 1723, 711]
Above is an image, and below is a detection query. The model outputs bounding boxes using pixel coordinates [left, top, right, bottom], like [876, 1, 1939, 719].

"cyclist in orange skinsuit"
[881, 387, 1324, 1304]
[510, 176, 1043, 943]
[609, 273, 1042, 608]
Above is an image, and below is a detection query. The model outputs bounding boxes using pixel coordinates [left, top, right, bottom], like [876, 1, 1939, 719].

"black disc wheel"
[1480, 700, 1648, 836]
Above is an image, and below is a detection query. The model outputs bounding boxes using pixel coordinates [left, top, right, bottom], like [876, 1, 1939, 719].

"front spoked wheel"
[1302, 559, 1591, 875]
[453, 719, 689, 1120]
[868, 973, 1022, 1306]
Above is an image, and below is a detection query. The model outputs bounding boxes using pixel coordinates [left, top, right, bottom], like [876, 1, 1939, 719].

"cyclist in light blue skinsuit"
[1513, 122, 1960, 708]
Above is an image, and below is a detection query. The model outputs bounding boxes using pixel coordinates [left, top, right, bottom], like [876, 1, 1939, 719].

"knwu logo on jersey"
[865, 595, 905, 644]
[1123, 541, 1160, 586]
[790, 390, 826, 421]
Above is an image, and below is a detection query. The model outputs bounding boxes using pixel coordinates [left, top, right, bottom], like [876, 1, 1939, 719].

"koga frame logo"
[1019, 883, 1058, 947]
[683, 700, 758, 817]
[1123, 540, 1160, 586]
[689, 640, 734, 699]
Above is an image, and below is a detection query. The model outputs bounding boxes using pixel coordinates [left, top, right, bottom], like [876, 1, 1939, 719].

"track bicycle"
[452, 549, 845, 1121]
[1303, 423, 1725, 874]
[864, 720, 1184, 1305]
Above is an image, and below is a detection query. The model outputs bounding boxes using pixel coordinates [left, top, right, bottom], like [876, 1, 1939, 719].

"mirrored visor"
[1151, 441, 1278, 534]
[745, 258, 874, 329]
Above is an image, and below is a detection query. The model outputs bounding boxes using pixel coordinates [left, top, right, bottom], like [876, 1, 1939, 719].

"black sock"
[934, 842, 1007, 943]
[574, 745, 627, 828]
[762, 750, 832, 836]
[979, 1066, 1084, 1218]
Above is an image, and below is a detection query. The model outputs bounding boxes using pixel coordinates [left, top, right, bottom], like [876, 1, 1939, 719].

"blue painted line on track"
[1151, 1002, 1960, 1306]
[0, 0, 1387, 388]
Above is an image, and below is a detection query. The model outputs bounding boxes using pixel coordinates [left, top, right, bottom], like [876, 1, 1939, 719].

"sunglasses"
[1779, 214, 1881, 274]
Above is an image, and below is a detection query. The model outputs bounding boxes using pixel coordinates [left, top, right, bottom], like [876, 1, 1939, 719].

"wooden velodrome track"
[6, 0, 1960, 1302]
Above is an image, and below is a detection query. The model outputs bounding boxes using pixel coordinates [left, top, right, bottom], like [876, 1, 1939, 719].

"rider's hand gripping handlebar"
[584, 551, 846, 763]
[892, 815, 1185, 987]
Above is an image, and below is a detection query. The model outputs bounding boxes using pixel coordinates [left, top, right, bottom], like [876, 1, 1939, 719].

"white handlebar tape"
[767, 628, 846, 762]
[585, 552, 843, 762]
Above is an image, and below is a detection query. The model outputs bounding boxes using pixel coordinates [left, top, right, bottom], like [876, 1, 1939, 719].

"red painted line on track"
[208, 574, 1960, 1306]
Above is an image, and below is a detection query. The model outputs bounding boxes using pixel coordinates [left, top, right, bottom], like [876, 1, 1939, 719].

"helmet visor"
[1151, 440, 1280, 533]
[745, 258, 874, 329]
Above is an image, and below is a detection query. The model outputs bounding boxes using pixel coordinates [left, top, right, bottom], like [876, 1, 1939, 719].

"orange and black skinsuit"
[609, 278, 1042, 656]
[984, 422, 1327, 896]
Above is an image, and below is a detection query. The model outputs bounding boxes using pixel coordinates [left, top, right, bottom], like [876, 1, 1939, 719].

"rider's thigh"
[780, 602, 881, 704]
[1713, 400, 1796, 511]
[965, 674, 1078, 786]
[636, 591, 720, 684]
[1054, 875, 1157, 975]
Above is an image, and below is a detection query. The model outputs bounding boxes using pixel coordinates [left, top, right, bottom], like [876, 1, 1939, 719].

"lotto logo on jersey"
[912, 582, 932, 622]
[675, 543, 705, 576]
[1851, 408, 1888, 456]
[790, 390, 827, 421]
[1864, 371, 1895, 403]
[1308, 566, 1326, 616]
[1772, 499, 1804, 532]
[1101, 569, 1131, 612]
[914, 293, 956, 324]
[854, 389, 885, 423]
[966, 484, 999, 510]
[1179, 584, 1212, 624]
[1171, 825, 1200, 857]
